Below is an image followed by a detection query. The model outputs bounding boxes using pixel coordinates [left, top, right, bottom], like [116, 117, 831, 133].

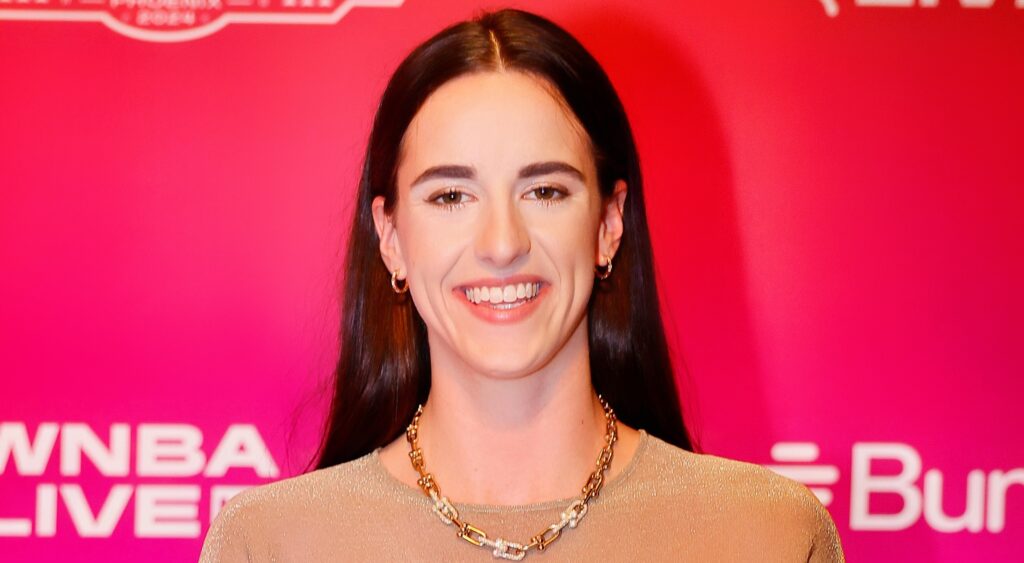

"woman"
[200, 8, 844, 562]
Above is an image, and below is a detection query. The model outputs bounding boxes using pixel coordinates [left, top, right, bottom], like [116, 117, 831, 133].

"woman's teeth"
[464, 282, 541, 306]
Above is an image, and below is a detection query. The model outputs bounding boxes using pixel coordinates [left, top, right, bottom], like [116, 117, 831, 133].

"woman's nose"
[474, 199, 531, 268]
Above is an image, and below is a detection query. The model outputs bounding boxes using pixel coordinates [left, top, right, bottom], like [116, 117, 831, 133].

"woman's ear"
[598, 180, 628, 262]
[371, 195, 406, 277]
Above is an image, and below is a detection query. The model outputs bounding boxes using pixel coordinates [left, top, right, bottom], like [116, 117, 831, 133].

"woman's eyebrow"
[517, 161, 585, 182]
[410, 161, 585, 188]
[411, 164, 476, 188]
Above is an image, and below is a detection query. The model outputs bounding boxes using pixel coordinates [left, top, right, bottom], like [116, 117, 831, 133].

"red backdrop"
[1, 1, 1022, 561]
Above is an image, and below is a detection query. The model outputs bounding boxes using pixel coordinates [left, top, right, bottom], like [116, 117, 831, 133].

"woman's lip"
[452, 283, 547, 325]
[455, 274, 547, 289]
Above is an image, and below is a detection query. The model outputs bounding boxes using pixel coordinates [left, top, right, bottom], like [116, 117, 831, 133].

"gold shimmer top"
[199, 430, 845, 562]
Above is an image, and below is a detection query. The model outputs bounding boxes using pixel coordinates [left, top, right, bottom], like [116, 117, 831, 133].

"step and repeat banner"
[1, 1, 1021, 561]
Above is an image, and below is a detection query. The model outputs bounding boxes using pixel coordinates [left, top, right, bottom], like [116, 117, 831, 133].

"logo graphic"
[766, 442, 841, 506]
[819, 0, 1019, 16]
[0, 422, 279, 538]
[765, 441, 1023, 533]
[819, 0, 1024, 17]
[0, 0, 402, 42]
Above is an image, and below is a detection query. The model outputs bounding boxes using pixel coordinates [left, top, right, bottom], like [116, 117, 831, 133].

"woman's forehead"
[397, 70, 594, 185]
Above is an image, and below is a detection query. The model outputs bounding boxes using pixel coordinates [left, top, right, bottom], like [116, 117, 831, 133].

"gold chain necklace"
[405, 395, 618, 561]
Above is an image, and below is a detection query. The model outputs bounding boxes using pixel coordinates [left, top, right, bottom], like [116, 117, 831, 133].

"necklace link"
[459, 522, 489, 546]
[529, 524, 561, 551]
[491, 538, 528, 561]
[432, 495, 459, 525]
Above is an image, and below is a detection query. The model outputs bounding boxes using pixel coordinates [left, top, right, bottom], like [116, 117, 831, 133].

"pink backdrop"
[1, 1, 1021, 561]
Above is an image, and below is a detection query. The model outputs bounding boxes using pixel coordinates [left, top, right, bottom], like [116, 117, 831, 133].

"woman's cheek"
[541, 209, 598, 258]
[405, 212, 457, 253]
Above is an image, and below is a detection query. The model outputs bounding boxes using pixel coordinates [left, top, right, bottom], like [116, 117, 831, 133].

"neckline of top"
[368, 428, 649, 513]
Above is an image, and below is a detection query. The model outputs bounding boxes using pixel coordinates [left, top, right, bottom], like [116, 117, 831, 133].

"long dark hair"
[315, 8, 696, 469]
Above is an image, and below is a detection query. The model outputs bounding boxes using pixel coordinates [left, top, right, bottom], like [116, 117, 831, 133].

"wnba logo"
[767, 442, 1023, 533]
[0, 422, 279, 538]
[0, 0, 402, 42]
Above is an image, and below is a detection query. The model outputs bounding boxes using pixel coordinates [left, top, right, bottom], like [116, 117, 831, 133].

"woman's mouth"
[454, 279, 547, 323]
[462, 282, 541, 308]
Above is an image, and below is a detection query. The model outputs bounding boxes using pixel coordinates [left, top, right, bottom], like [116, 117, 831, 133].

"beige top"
[199, 430, 845, 562]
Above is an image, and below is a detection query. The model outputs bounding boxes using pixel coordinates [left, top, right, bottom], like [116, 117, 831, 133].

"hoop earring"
[390, 269, 409, 294]
[595, 254, 613, 281]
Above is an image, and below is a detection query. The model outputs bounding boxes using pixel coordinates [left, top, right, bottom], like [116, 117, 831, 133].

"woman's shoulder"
[636, 433, 845, 562]
[224, 451, 380, 515]
[646, 435, 810, 498]
[198, 451, 384, 562]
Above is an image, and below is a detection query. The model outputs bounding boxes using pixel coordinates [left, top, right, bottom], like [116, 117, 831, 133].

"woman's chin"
[461, 349, 548, 380]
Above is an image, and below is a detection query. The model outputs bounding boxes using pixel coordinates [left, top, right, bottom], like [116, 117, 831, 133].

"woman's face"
[373, 70, 625, 379]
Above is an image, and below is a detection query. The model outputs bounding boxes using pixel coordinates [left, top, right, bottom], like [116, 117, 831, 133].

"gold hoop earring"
[390, 269, 408, 294]
[595, 254, 613, 281]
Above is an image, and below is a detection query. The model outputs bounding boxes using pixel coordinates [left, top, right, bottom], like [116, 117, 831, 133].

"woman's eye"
[527, 185, 567, 205]
[430, 188, 469, 209]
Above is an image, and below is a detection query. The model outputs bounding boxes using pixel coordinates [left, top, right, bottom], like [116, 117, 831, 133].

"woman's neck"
[377, 323, 641, 506]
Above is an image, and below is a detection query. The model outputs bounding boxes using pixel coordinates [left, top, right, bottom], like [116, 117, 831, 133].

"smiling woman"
[377, 69, 625, 372]
[199, 8, 844, 562]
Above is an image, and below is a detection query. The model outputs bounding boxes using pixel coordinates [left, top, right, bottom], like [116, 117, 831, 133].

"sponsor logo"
[0, 422, 279, 538]
[0, 0, 402, 42]
[819, 0, 1024, 17]
[767, 442, 1023, 533]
